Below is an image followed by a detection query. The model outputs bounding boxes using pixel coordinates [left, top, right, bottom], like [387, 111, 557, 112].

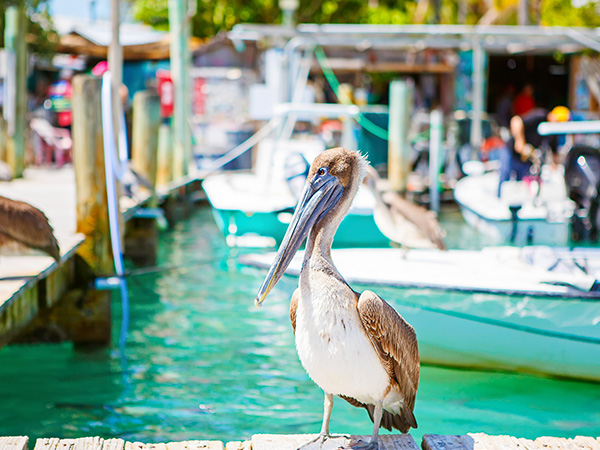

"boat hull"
[454, 170, 574, 246]
[458, 202, 570, 246]
[212, 207, 389, 248]
[240, 247, 600, 381]
[398, 302, 600, 382]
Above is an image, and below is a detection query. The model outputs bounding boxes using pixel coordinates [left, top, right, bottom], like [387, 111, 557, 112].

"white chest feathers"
[295, 270, 390, 405]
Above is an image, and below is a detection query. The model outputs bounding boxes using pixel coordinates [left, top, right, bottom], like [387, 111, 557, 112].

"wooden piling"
[69, 74, 113, 345]
[156, 123, 173, 187]
[168, 0, 192, 179]
[132, 91, 161, 190]
[126, 90, 162, 266]
[72, 75, 114, 275]
[0, 116, 7, 164]
[388, 79, 413, 192]
[3, 6, 27, 178]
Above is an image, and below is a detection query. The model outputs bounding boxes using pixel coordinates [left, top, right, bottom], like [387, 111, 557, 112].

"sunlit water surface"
[0, 206, 599, 443]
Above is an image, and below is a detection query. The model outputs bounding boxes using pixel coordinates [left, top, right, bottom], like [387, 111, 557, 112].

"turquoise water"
[0, 206, 599, 443]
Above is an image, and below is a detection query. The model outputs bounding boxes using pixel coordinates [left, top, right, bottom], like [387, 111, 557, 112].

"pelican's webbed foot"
[347, 438, 378, 450]
[296, 433, 328, 450]
[297, 434, 352, 450]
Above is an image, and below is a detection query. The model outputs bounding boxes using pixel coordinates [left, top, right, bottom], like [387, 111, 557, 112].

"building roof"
[54, 16, 202, 60]
[228, 23, 600, 55]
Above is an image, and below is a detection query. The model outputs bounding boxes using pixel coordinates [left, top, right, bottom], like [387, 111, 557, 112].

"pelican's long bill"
[254, 169, 343, 307]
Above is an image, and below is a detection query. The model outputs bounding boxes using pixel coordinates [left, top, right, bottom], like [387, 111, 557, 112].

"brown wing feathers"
[344, 290, 420, 433]
[0, 195, 60, 262]
[290, 288, 299, 334]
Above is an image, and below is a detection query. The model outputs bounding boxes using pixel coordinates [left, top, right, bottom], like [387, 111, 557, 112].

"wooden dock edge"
[1, 434, 598, 450]
[0, 235, 84, 347]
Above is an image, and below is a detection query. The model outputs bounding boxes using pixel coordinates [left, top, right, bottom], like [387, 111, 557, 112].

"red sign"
[193, 77, 205, 116]
[156, 69, 174, 118]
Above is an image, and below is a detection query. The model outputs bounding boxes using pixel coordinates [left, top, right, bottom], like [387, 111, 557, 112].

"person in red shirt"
[512, 83, 535, 117]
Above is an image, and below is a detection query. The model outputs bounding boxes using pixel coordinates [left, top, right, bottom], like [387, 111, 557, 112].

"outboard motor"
[564, 144, 600, 242]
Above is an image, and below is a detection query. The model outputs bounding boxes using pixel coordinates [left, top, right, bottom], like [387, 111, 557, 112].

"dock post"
[127, 90, 161, 265]
[131, 91, 161, 189]
[0, 116, 7, 164]
[470, 39, 486, 151]
[156, 122, 173, 187]
[3, 6, 27, 178]
[168, 0, 192, 179]
[429, 109, 444, 213]
[388, 79, 413, 192]
[70, 74, 114, 345]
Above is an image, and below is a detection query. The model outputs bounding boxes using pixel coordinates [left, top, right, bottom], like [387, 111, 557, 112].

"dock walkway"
[1, 434, 599, 450]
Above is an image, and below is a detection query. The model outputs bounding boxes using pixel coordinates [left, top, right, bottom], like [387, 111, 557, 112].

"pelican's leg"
[348, 401, 382, 450]
[297, 393, 334, 450]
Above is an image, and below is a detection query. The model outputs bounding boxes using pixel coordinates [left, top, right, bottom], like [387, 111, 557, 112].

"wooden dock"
[1, 434, 599, 450]
[0, 164, 196, 347]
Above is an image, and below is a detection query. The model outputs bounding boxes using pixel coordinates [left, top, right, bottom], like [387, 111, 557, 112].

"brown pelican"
[0, 195, 60, 262]
[255, 148, 419, 449]
[364, 166, 446, 250]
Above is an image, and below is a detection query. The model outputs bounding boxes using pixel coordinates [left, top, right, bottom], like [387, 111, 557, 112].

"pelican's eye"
[317, 167, 327, 177]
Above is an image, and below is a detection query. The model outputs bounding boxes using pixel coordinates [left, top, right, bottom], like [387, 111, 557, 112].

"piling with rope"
[26, 74, 116, 346]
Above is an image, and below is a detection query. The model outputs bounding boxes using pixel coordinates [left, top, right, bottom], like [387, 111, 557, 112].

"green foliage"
[0, 0, 58, 57]
[540, 0, 600, 27]
[295, 0, 366, 24]
[131, 0, 169, 30]
[191, 0, 279, 39]
[130, 0, 600, 40]
[362, 4, 413, 24]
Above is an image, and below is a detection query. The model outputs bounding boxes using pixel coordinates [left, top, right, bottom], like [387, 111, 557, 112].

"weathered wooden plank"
[572, 436, 600, 450]
[0, 436, 28, 450]
[253, 433, 418, 450]
[224, 441, 251, 450]
[73, 437, 104, 450]
[55, 438, 77, 450]
[466, 433, 495, 450]
[102, 439, 125, 450]
[536, 437, 581, 450]
[166, 440, 224, 450]
[468, 434, 529, 450]
[33, 437, 61, 450]
[423, 434, 470, 450]
[125, 443, 170, 450]
[510, 436, 540, 450]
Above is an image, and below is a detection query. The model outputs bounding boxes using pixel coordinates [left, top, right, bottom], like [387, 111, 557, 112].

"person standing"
[512, 83, 535, 117]
[498, 106, 570, 196]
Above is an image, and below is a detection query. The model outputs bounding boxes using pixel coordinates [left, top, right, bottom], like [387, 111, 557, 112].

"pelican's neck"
[304, 201, 348, 267]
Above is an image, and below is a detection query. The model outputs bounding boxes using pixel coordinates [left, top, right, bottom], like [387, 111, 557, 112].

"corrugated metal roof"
[54, 16, 166, 47]
[228, 23, 600, 54]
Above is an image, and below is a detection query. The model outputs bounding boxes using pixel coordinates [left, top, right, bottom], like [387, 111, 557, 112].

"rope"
[197, 117, 281, 178]
[100, 71, 130, 349]
[314, 46, 390, 141]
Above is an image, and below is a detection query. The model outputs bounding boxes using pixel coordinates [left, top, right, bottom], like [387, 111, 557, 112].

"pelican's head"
[255, 148, 367, 307]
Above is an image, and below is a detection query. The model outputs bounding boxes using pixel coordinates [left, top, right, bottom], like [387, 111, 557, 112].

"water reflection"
[0, 206, 598, 443]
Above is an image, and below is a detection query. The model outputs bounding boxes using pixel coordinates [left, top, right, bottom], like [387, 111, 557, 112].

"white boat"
[203, 137, 389, 248]
[240, 246, 600, 381]
[454, 165, 576, 246]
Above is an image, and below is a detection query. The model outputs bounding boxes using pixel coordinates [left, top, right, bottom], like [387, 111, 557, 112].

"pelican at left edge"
[254, 147, 420, 449]
[0, 195, 60, 262]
